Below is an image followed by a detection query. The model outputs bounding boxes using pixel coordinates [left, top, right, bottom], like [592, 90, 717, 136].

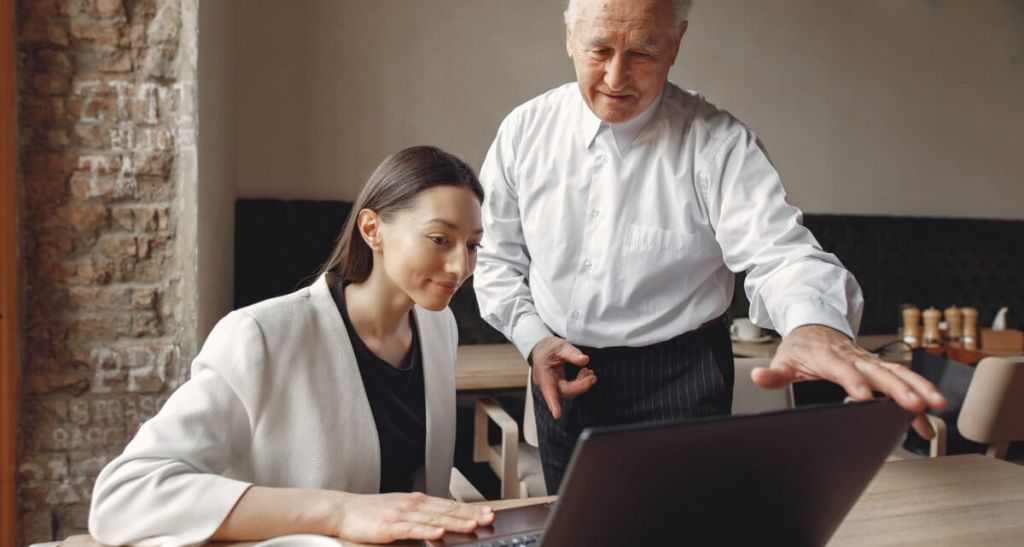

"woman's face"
[367, 185, 483, 311]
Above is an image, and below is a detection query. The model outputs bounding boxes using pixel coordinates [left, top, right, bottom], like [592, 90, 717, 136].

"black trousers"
[532, 320, 734, 494]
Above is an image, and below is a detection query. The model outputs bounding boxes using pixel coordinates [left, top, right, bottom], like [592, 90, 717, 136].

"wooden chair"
[732, 358, 794, 414]
[473, 369, 545, 499]
[909, 356, 1024, 459]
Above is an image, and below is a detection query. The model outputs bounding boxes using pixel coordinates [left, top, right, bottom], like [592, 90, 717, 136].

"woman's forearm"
[210, 485, 338, 541]
[210, 487, 494, 544]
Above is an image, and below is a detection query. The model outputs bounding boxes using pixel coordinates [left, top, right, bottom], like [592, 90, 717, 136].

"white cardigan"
[89, 274, 458, 546]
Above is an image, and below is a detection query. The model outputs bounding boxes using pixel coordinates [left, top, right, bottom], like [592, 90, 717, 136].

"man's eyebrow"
[585, 35, 658, 49]
[632, 36, 656, 48]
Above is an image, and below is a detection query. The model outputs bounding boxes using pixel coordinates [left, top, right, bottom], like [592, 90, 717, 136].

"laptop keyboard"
[476, 533, 541, 546]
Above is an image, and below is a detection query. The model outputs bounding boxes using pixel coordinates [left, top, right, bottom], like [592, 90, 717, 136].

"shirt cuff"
[775, 299, 856, 339]
[510, 314, 555, 361]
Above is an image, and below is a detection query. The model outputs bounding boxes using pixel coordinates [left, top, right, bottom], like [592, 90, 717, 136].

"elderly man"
[474, 0, 946, 492]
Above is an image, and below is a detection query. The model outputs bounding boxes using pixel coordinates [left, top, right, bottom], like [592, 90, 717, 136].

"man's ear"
[669, 20, 688, 66]
[357, 209, 383, 252]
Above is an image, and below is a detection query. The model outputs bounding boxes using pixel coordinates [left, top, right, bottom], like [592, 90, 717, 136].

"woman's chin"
[412, 293, 452, 312]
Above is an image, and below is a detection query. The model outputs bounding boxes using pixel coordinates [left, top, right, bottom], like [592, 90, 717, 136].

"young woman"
[89, 146, 494, 545]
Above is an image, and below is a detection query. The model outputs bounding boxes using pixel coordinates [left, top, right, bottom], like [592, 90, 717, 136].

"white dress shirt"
[88, 274, 458, 547]
[475, 82, 863, 358]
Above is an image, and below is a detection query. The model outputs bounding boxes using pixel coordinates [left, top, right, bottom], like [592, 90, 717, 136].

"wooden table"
[62, 455, 1024, 546]
[455, 344, 528, 391]
[457, 335, 910, 391]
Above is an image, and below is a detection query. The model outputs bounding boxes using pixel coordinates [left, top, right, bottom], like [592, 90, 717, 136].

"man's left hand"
[751, 324, 947, 439]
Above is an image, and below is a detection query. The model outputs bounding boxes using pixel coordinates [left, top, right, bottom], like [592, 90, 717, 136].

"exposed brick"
[18, 0, 194, 534]
[133, 287, 158, 309]
[132, 311, 161, 336]
[125, 21, 147, 47]
[137, 45, 174, 79]
[25, 398, 71, 424]
[70, 452, 110, 479]
[21, 18, 70, 47]
[89, 0, 128, 22]
[66, 95, 118, 123]
[51, 204, 111, 232]
[97, 47, 132, 72]
[136, 176, 173, 201]
[132, 151, 172, 176]
[66, 314, 133, 341]
[60, 258, 116, 285]
[111, 206, 134, 230]
[36, 128, 73, 148]
[18, 453, 70, 485]
[68, 171, 136, 201]
[147, 2, 181, 44]
[69, 20, 122, 46]
[135, 205, 169, 231]
[21, 96, 71, 126]
[67, 286, 130, 309]
[72, 123, 109, 148]
[129, 257, 168, 283]
[96, 234, 138, 257]
[19, 0, 62, 19]
[20, 509, 55, 545]
[24, 152, 78, 178]
[33, 73, 72, 95]
[54, 503, 93, 541]
[35, 50, 74, 74]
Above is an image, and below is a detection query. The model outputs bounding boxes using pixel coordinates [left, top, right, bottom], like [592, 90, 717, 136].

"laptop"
[426, 399, 911, 547]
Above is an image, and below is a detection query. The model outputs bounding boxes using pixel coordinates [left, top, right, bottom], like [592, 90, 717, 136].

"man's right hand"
[530, 336, 595, 420]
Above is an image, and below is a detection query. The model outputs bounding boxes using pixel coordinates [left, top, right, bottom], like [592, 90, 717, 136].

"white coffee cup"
[730, 318, 763, 341]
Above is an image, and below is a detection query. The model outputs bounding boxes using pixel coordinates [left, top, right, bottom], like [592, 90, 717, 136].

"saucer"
[730, 334, 773, 344]
[253, 535, 341, 547]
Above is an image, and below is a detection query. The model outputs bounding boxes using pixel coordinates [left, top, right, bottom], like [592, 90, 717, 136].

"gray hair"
[564, 0, 692, 32]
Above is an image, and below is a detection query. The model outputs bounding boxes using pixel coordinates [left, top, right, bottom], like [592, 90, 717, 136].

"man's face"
[567, 0, 685, 124]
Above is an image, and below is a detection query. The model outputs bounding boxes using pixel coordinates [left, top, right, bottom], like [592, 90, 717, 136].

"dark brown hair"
[318, 146, 484, 283]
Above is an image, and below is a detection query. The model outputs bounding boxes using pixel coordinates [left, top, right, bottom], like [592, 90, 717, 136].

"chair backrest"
[524, 370, 538, 446]
[732, 358, 794, 414]
[958, 356, 1024, 450]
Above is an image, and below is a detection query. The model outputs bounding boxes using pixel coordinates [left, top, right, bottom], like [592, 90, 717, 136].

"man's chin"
[595, 103, 641, 124]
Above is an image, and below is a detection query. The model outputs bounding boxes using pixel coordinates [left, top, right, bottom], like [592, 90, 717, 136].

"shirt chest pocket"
[618, 223, 718, 299]
[622, 223, 705, 254]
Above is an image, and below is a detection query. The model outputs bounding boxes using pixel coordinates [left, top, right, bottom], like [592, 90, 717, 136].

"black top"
[331, 281, 427, 493]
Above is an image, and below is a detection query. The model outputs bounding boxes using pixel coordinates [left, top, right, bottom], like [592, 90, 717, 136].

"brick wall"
[14, 0, 198, 543]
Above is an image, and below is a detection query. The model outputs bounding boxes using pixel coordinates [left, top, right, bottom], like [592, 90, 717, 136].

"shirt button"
[595, 155, 607, 166]
[571, 310, 580, 320]
[589, 209, 600, 218]
[583, 259, 593, 271]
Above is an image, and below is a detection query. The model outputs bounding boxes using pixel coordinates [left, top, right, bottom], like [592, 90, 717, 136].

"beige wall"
[232, 0, 1024, 219]
[198, 0, 237, 342]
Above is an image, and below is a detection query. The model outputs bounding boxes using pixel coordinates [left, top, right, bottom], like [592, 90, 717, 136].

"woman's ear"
[356, 209, 383, 252]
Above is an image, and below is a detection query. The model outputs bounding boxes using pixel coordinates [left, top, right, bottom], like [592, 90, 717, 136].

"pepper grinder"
[922, 307, 942, 347]
[944, 306, 963, 348]
[962, 307, 979, 350]
[901, 306, 922, 348]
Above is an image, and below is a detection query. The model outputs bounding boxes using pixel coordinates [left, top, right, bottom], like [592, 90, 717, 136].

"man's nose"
[604, 54, 630, 91]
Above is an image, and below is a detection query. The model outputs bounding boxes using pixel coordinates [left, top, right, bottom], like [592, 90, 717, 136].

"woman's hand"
[327, 491, 495, 544]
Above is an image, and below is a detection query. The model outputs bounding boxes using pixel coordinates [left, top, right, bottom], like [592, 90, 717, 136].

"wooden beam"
[1, 0, 21, 543]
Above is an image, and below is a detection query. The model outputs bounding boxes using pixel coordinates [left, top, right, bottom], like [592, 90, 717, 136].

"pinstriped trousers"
[531, 320, 734, 494]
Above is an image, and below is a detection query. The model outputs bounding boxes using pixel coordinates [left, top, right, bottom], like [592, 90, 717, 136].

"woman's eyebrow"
[424, 218, 484, 235]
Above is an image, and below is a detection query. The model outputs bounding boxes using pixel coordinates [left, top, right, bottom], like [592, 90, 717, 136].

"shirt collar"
[579, 85, 665, 151]
[609, 90, 663, 154]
